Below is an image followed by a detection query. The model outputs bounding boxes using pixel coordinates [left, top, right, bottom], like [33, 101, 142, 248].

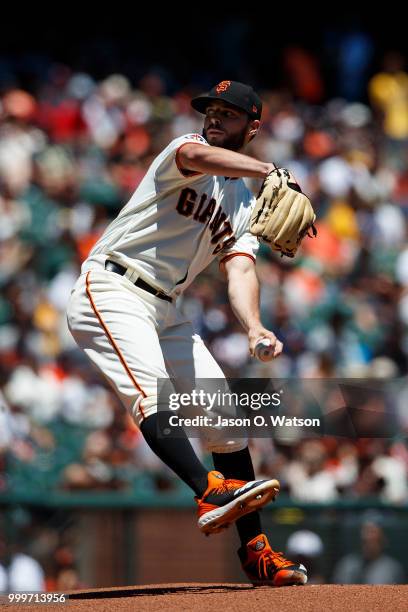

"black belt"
[105, 260, 172, 302]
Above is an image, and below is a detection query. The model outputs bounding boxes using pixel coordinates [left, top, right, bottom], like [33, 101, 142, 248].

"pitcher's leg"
[161, 321, 272, 538]
[67, 270, 168, 426]
[140, 413, 209, 496]
[67, 271, 211, 495]
[161, 323, 248, 453]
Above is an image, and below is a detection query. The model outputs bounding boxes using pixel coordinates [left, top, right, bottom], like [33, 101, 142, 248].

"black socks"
[140, 412, 209, 496]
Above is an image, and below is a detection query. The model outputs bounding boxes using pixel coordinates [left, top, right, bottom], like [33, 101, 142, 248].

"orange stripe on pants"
[85, 271, 147, 420]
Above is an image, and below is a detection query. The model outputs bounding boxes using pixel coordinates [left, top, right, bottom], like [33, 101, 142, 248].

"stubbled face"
[202, 100, 258, 151]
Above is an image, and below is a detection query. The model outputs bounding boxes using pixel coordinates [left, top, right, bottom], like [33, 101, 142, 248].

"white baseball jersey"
[67, 132, 256, 445]
[82, 133, 259, 297]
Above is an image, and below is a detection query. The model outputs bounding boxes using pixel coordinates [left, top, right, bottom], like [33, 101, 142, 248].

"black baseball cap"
[191, 80, 262, 120]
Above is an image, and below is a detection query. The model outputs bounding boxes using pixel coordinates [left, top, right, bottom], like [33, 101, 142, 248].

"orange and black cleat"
[239, 533, 308, 586]
[195, 471, 280, 535]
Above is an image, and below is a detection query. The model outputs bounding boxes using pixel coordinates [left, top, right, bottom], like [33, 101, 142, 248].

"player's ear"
[248, 119, 260, 142]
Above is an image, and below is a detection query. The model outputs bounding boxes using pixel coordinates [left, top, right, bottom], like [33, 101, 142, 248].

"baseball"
[254, 338, 274, 362]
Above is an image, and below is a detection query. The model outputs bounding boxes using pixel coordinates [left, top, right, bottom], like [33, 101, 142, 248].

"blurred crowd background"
[1, 16, 408, 588]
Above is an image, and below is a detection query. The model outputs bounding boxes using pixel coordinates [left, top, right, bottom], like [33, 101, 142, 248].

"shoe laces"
[262, 549, 293, 570]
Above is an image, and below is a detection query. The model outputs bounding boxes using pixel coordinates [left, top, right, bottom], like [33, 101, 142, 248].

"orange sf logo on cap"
[215, 81, 231, 94]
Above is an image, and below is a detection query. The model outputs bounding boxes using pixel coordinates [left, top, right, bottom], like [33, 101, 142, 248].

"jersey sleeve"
[154, 134, 209, 192]
[218, 184, 259, 271]
[218, 230, 259, 272]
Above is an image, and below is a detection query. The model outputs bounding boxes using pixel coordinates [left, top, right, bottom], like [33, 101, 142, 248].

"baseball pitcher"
[67, 81, 314, 586]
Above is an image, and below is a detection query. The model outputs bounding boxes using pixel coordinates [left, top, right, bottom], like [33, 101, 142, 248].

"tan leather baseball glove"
[250, 168, 317, 258]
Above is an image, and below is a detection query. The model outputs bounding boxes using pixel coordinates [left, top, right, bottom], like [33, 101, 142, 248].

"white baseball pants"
[66, 268, 247, 453]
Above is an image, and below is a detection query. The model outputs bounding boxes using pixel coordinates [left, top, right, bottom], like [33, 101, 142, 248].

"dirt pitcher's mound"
[3, 584, 407, 611]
